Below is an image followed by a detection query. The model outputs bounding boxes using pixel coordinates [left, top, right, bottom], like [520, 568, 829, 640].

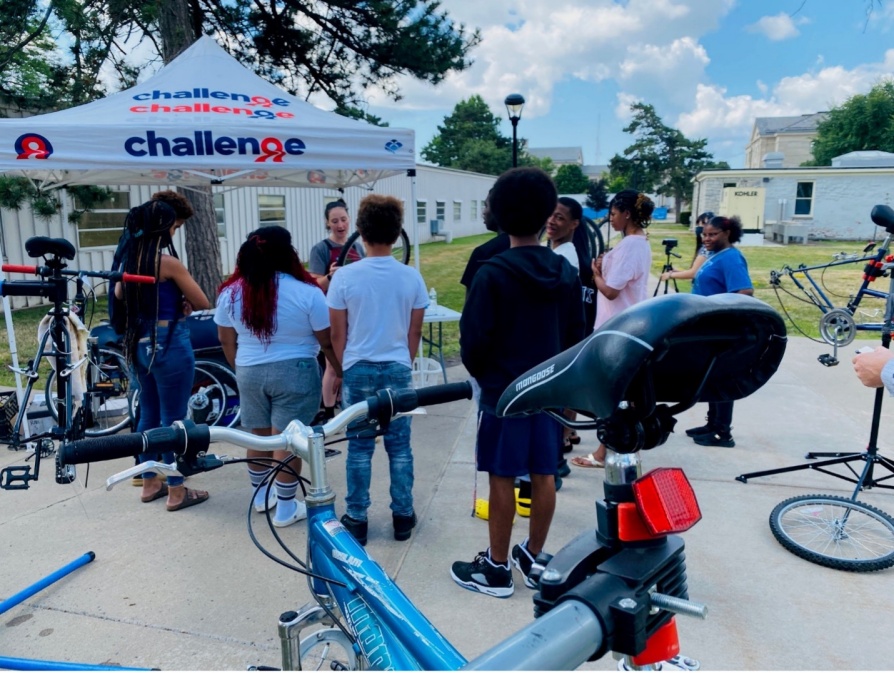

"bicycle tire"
[46, 347, 136, 437]
[583, 216, 606, 259]
[769, 494, 894, 572]
[196, 359, 241, 428]
[336, 228, 411, 268]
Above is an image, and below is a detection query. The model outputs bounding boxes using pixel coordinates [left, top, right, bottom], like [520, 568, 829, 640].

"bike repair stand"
[738, 255, 894, 494]
[654, 241, 682, 297]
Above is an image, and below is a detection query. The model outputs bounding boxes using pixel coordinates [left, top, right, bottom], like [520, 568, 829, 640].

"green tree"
[554, 164, 590, 194]
[585, 179, 609, 211]
[1, 1, 479, 112]
[422, 95, 512, 173]
[808, 81, 894, 165]
[611, 102, 728, 215]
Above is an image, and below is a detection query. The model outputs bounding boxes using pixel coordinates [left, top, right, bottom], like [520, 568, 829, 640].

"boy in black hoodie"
[451, 167, 585, 598]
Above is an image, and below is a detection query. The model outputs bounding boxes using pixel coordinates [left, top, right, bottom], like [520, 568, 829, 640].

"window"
[471, 200, 478, 221]
[794, 182, 814, 216]
[416, 200, 427, 225]
[213, 193, 226, 237]
[74, 190, 131, 248]
[258, 194, 286, 225]
[435, 201, 446, 222]
[453, 200, 462, 222]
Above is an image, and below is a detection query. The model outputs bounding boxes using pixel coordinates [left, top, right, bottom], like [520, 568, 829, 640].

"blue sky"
[357, 0, 894, 169]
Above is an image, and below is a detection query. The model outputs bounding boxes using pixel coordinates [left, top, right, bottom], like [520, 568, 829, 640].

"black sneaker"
[685, 424, 713, 437]
[557, 458, 571, 478]
[393, 512, 417, 541]
[340, 514, 368, 546]
[450, 551, 514, 598]
[511, 542, 538, 589]
[692, 432, 735, 448]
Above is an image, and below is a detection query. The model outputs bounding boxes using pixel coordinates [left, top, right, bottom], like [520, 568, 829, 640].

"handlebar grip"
[415, 381, 474, 408]
[58, 433, 146, 464]
[122, 273, 157, 284]
[2, 264, 37, 274]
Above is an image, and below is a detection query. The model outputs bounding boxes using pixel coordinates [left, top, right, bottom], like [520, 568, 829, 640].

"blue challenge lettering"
[124, 131, 305, 160]
[345, 597, 392, 670]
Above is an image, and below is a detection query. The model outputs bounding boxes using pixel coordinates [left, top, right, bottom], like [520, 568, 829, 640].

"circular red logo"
[15, 133, 53, 160]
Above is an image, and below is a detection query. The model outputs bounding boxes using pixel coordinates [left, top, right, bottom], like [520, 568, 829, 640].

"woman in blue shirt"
[686, 215, 753, 448]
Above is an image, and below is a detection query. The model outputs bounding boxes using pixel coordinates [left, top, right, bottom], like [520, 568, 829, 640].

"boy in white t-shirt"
[327, 195, 428, 546]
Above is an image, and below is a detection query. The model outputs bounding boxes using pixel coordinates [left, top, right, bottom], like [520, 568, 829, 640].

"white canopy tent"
[0, 36, 418, 410]
[0, 36, 415, 188]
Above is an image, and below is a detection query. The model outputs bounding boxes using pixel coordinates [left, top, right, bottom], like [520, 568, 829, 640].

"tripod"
[653, 244, 682, 296]
[737, 209, 894, 496]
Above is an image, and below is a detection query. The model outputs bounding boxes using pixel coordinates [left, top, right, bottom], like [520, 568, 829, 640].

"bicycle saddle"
[871, 204, 894, 233]
[497, 293, 787, 420]
[25, 236, 76, 261]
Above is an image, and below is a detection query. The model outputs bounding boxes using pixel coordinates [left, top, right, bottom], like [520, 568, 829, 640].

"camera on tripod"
[662, 238, 678, 250]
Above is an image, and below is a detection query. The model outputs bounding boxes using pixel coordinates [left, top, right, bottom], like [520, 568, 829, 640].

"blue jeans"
[342, 361, 414, 520]
[134, 322, 195, 486]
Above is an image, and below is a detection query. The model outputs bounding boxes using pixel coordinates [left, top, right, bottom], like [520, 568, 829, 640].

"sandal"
[568, 430, 581, 445]
[571, 453, 605, 468]
[166, 488, 209, 512]
[140, 484, 168, 503]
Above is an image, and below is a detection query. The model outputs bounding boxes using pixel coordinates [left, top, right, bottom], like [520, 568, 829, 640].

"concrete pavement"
[1, 335, 893, 670]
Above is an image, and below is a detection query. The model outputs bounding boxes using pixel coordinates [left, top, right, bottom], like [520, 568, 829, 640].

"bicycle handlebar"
[1, 264, 155, 284]
[58, 381, 474, 468]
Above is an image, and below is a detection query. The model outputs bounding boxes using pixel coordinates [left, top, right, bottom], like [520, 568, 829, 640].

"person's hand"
[852, 346, 894, 388]
[592, 254, 604, 278]
[182, 299, 195, 316]
[660, 271, 671, 282]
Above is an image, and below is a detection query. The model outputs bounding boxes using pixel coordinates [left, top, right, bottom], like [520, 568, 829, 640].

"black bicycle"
[0, 236, 154, 490]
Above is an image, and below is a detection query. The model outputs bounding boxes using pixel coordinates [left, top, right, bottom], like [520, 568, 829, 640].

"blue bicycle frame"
[302, 501, 466, 669]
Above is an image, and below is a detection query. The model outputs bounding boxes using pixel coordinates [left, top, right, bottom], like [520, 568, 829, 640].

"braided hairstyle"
[219, 226, 319, 345]
[117, 200, 179, 366]
[609, 189, 655, 229]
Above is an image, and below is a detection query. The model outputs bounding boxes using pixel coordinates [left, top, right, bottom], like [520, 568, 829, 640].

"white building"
[691, 151, 894, 241]
[0, 164, 495, 308]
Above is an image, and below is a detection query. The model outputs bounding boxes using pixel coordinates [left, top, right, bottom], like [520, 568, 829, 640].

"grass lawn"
[0, 226, 882, 387]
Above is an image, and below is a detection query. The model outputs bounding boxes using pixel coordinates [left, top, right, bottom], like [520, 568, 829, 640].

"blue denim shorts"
[237, 357, 321, 431]
[475, 409, 563, 478]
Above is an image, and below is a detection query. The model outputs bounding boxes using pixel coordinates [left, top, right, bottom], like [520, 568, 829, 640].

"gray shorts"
[236, 357, 322, 431]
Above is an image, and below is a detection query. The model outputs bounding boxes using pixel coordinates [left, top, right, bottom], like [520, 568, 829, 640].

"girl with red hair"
[215, 226, 342, 526]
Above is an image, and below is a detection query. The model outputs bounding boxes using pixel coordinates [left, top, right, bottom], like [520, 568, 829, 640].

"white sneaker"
[253, 487, 276, 513]
[618, 654, 700, 671]
[272, 500, 308, 528]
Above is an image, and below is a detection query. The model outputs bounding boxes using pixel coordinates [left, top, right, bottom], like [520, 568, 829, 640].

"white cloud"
[367, 0, 734, 118]
[746, 13, 806, 41]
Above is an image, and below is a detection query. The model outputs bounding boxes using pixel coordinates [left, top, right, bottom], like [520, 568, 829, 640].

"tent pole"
[409, 169, 420, 272]
[0, 209, 25, 408]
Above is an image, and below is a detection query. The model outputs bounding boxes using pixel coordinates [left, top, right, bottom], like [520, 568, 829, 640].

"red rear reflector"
[632, 468, 701, 534]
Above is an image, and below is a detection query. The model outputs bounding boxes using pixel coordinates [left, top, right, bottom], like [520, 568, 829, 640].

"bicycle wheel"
[583, 216, 606, 259]
[336, 228, 411, 267]
[188, 362, 227, 426]
[299, 627, 358, 670]
[194, 359, 241, 428]
[46, 348, 137, 437]
[769, 494, 894, 571]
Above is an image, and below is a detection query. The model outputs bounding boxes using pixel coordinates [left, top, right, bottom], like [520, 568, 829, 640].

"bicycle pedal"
[0, 465, 35, 490]
[817, 353, 839, 367]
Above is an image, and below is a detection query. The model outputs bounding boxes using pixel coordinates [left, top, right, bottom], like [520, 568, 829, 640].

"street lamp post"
[504, 93, 525, 168]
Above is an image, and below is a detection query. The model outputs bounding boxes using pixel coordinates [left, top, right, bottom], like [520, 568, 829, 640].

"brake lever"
[106, 461, 181, 490]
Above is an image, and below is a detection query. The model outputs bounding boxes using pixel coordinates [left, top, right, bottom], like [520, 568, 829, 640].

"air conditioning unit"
[430, 219, 445, 235]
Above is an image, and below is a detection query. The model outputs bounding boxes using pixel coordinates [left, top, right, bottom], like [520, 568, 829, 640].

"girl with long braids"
[572, 189, 653, 469]
[117, 199, 211, 510]
[215, 226, 341, 527]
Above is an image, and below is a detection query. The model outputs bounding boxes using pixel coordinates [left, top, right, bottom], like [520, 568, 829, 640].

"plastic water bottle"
[428, 287, 438, 310]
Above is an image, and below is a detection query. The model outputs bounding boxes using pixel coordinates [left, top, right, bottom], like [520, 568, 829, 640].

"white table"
[422, 305, 462, 383]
